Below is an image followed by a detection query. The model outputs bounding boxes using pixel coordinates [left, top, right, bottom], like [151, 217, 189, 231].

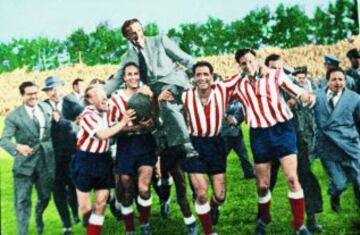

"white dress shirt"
[326, 89, 343, 108]
[24, 104, 45, 139]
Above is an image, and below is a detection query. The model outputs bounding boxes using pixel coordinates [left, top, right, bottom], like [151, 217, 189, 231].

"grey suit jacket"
[0, 104, 55, 176]
[314, 88, 360, 161]
[106, 34, 195, 95]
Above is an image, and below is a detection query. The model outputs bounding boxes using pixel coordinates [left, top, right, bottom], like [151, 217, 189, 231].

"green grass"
[1, 117, 359, 235]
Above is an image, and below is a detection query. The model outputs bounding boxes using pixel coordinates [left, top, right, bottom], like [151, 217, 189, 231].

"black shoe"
[254, 220, 267, 235]
[140, 223, 152, 235]
[330, 195, 341, 213]
[62, 227, 72, 235]
[186, 222, 199, 235]
[160, 199, 170, 218]
[73, 215, 80, 225]
[296, 226, 312, 235]
[35, 213, 44, 234]
[307, 215, 322, 233]
[211, 207, 220, 225]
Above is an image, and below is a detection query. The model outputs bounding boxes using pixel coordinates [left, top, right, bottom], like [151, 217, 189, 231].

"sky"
[0, 0, 335, 43]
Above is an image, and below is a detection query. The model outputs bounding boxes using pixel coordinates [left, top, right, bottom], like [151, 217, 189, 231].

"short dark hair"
[89, 78, 106, 85]
[346, 48, 360, 59]
[235, 49, 256, 64]
[192, 61, 214, 75]
[121, 18, 141, 38]
[265, 54, 281, 66]
[19, 81, 37, 95]
[326, 67, 345, 80]
[122, 62, 139, 79]
[72, 78, 84, 87]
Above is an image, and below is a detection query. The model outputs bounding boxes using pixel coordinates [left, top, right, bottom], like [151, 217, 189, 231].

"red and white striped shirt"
[182, 76, 239, 137]
[234, 69, 305, 128]
[76, 106, 111, 153]
[109, 89, 134, 127]
[109, 89, 132, 126]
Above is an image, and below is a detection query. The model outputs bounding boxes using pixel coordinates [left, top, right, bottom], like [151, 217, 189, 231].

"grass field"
[1, 115, 359, 235]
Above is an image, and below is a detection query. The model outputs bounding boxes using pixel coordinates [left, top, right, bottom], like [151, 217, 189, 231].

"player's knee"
[258, 185, 269, 196]
[138, 186, 151, 199]
[95, 195, 108, 210]
[214, 192, 226, 203]
[285, 174, 298, 187]
[79, 202, 92, 215]
[196, 190, 208, 204]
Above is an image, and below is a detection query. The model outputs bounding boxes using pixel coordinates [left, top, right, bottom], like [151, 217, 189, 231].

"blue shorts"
[71, 150, 115, 192]
[184, 136, 226, 175]
[250, 121, 298, 164]
[114, 134, 157, 176]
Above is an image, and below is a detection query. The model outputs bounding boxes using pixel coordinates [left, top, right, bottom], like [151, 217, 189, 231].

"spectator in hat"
[318, 54, 356, 90]
[42, 76, 80, 235]
[346, 48, 360, 94]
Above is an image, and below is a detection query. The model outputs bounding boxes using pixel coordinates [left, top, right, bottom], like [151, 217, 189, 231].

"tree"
[268, 4, 311, 48]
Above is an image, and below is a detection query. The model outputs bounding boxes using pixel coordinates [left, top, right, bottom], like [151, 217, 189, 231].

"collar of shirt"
[326, 88, 343, 106]
[49, 99, 63, 112]
[73, 92, 83, 101]
[24, 104, 40, 118]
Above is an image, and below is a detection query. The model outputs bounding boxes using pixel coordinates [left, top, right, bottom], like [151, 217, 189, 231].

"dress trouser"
[14, 156, 54, 235]
[53, 153, 78, 228]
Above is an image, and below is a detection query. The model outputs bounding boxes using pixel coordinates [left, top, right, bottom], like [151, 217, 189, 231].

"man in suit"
[346, 48, 360, 94]
[221, 100, 255, 179]
[42, 76, 79, 235]
[314, 67, 360, 212]
[62, 78, 84, 121]
[105, 18, 197, 157]
[0, 81, 55, 235]
[317, 55, 356, 90]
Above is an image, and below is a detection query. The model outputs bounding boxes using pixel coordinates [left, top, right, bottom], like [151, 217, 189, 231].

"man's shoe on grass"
[330, 195, 341, 213]
[186, 222, 199, 235]
[254, 219, 267, 235]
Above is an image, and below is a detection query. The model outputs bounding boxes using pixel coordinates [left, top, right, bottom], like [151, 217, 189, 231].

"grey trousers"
[151, 83, 189, 147]
[321, 157, 360, 203]
[13, 157, 54, 235]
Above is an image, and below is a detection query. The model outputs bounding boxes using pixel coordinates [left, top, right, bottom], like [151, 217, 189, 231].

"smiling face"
[86, 86, 108, 112]
[238, 52, 259, 77]
[194, 66, 213, 91]
[327, 71, 345, 93]
[45, 85, 63, 103]
[123, 65, 140, 89]
[23, 85, 39, 107]
[126, 22, 145, 49]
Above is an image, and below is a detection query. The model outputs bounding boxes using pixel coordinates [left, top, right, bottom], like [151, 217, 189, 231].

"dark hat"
[293, 66, 308, 75]
[127, 93, 152, 123]
[346, 48, 360, 59]
[324, 54, 340, 65]
[42, 76, 64, 91]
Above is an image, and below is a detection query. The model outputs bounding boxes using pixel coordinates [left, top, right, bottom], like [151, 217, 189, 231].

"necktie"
[328, 92, 336, 110]
[32, 109, 40, 133]
[138, 50, 148, 84]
